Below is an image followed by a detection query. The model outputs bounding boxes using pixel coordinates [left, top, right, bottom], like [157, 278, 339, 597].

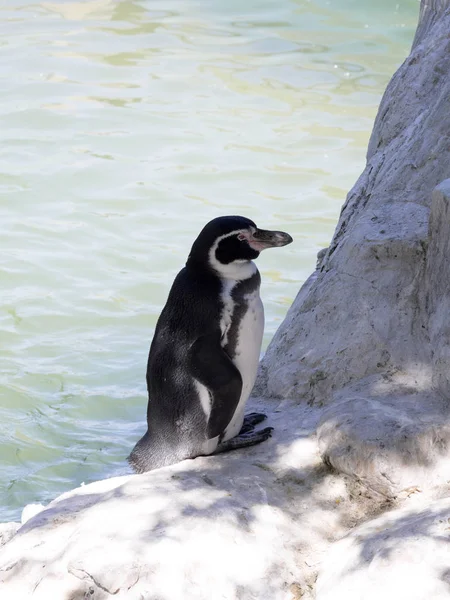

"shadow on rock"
[316, 497, 450, 600]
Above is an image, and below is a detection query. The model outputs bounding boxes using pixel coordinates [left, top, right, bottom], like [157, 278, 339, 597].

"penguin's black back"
[128, 263, 224, 472]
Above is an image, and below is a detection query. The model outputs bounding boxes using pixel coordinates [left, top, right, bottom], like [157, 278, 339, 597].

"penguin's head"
[187, 216, 293, 279]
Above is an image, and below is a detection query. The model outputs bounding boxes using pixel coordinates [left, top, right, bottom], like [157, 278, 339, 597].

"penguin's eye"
[237, 233, 247, 242]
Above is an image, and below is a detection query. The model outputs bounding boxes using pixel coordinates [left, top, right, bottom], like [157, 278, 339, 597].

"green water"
[0, 0, 419, 522]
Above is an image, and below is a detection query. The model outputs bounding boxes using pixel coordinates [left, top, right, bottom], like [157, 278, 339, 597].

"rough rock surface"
[0, 522, 20, 548]
[255, 3, 450, 500]
[256, 6, 450, 406]
[316, 497, 450, 600]
[0, 399, 389, 600]
[317, 370, 450, 498]
[316, 181, 450, 498]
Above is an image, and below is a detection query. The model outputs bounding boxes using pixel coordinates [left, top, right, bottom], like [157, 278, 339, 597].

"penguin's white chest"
[220, 276, 265, 441]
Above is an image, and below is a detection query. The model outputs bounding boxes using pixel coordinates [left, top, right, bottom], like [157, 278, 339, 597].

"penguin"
[128, 216, 293, 473]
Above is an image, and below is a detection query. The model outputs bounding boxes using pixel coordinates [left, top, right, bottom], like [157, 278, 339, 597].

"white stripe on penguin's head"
[208, 229, 258, 280]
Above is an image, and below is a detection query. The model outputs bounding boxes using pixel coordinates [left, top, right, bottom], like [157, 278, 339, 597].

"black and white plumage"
[128, 216, 293, 473]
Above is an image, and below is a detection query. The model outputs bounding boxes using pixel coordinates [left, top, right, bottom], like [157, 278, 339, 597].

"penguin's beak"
[244, 228, 293, 252]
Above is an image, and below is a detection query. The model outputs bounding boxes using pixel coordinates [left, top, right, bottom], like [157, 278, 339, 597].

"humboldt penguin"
[128, 216, 293, 472]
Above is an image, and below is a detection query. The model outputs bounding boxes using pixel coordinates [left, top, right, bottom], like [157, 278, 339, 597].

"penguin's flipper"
[189, 331, 243, 439]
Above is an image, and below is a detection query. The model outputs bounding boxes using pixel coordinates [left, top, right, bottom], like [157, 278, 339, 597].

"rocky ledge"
[0, 399, 389, 600]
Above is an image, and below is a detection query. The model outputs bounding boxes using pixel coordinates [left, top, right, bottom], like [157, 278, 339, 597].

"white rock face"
[317, 371, 450, 498]
[0, 400, 387, 600]
[316, 497, 450, 600]
[254, 3, 450, 500]
[0, 522, 20, 548]
[315, 180, 450, 498]
[256, 6, 450, 406]
[21, 503, 46, 525]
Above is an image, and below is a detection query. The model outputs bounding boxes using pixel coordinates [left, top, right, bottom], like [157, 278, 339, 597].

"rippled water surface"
[1, 0, 419, 521]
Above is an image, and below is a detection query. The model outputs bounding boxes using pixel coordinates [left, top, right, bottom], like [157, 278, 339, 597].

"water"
[0, 0, 419, 522]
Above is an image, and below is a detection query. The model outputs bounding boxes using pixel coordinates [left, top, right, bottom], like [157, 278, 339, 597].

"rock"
[255, 4, 450, 406]
[254, 0, 450, 500]
[21, 503, 46, 525]
[0, 399, 385, 600]
[424, 179, 450, 399]
[316, 181, 450, 498]
[316, 497, 450, 600]
[0, 522, 20, 548]
[317, 371, 450, 498]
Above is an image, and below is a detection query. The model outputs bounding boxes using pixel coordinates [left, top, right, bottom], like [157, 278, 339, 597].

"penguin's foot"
[215, 427, 273, 454]
[239, 412, 268, 435]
